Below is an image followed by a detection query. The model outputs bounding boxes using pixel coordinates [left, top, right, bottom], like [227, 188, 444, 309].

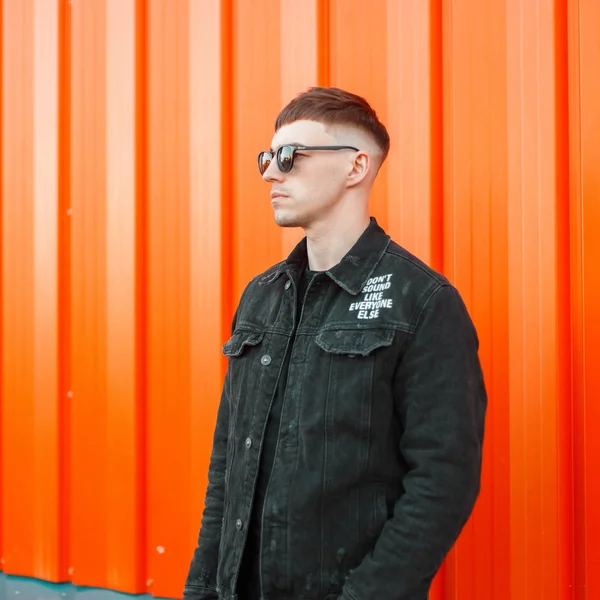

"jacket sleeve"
[183, 314, 238, 600]
[341, 284, 488, 600]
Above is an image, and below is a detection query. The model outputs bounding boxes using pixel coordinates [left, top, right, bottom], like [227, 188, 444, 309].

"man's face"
[261, 120, 356, 229]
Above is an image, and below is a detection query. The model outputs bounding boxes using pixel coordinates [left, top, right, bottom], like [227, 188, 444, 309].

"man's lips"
[270, 192, 288, 200]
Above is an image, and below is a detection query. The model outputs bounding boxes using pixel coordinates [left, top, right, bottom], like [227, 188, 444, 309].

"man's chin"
[273, 211, 303, 228]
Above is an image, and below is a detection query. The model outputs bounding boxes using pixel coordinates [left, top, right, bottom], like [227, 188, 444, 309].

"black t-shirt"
[238, 268, 317, 591]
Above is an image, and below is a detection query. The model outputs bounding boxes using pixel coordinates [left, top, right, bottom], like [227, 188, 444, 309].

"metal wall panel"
[1, 1, 599, 599]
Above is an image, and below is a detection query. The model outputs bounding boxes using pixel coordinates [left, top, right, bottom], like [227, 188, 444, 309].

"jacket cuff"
[182, 584, 219, 600]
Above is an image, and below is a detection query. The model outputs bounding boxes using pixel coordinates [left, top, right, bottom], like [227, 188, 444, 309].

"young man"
[183, 87, 487, 600]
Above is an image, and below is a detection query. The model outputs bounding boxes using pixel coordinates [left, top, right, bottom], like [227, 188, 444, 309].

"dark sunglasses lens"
[258, 152, 272, 175]
[278, 146, 294, 173]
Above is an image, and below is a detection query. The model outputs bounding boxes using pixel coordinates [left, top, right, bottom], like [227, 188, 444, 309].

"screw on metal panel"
[157, 546, 165, 554]
[67, 391, 73, 398]
[66, 208, 72, 216]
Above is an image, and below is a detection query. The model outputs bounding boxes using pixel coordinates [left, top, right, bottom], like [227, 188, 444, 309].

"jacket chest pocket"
[222, 328, 265, 433]
[313, 326, 396, 450]
[222, 329, 265, 357]
[315, 326, 395, 357]
[314, 327, 396, 401]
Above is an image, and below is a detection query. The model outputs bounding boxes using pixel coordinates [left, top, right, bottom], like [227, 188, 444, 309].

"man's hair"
[275, 87, 390, 161]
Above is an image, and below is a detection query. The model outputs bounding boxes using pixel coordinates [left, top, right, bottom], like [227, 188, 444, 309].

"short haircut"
[275, 87, 390, 161]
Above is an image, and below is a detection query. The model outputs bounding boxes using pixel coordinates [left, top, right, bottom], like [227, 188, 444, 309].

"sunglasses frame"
[257, 145, 359, 175]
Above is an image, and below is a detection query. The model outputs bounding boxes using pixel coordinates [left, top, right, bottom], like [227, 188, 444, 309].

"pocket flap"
[315, 327, 395, 356]
[222, 330, 264, 357]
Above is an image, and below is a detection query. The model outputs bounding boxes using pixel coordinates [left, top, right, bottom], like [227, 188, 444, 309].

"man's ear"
[346, 151, 370, 188]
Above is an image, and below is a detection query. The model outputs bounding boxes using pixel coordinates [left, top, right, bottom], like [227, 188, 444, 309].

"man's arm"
[341, 284, 487, 600]
[183, 372, 230, 600]
[183, 311, 239, 600]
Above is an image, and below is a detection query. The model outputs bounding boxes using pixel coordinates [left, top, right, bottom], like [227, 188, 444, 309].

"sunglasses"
[257, 145, 359, 175]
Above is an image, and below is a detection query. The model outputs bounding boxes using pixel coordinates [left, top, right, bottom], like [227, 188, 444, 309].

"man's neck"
[304, 213, 370, 272]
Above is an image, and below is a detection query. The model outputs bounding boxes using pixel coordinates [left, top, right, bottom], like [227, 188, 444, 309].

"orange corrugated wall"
[1, 1, 598, 599]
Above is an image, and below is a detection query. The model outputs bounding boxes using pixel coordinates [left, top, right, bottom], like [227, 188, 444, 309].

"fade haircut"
[275, 87, 390, 162]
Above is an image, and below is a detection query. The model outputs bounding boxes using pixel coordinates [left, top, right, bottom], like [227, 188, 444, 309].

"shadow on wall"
[0, 574, 171, 600]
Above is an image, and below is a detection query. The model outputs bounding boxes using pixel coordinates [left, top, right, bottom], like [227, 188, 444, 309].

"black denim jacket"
[183, 218, 487, 600]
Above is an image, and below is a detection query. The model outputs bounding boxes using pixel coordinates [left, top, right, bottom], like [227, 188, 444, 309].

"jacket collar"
[259, 217, 390, 296]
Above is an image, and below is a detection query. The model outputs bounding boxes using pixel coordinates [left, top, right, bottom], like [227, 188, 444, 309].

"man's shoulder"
[382, 239, 449, 289]
[375, 239, 466, 328]
[239, 260, 287, 297]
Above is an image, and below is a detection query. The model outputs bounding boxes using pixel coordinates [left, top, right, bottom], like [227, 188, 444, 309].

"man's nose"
[262, 159, 284, 183]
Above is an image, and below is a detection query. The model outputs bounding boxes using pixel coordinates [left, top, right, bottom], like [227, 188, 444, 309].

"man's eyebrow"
[269, 142, 303, 152]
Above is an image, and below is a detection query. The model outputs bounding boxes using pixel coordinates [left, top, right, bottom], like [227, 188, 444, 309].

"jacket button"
[284, 280, 291, 290]
[235, 518, 243, 531]
[245, 437, 252, 449]
[261, 355, 272, 366]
